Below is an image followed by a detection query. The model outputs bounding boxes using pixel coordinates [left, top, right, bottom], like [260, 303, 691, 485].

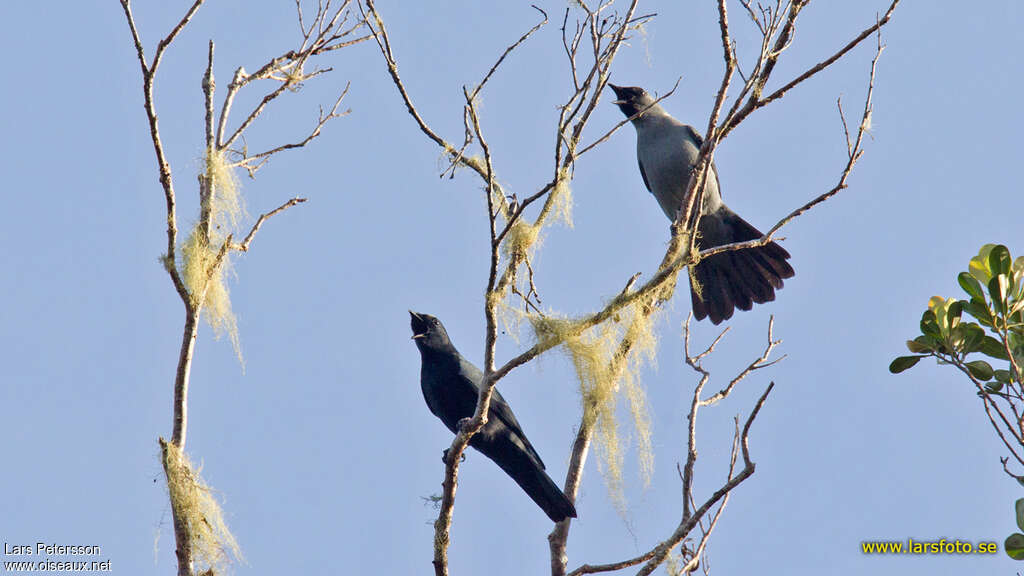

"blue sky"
[3, 1, 1023, 574]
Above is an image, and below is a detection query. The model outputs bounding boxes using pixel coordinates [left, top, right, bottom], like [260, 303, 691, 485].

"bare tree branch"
[549, 414, 596, 576]
[566, 548, 659, 576]
[118, 0, 196, 307]
[362, 0, 453, 153]
[678, 0, 738, 259]
[678, 25, 886, 272]
[470, 6, 548, 103]
[229, 85, 352, 173]
[232, 198, 308, 253]
[219, 1, 366, 151]
[923, 352, 1024, 469]
[121, 2, 361, 574]
[573, 78, 679, 159]
[722, 0, 900, 138]
[363, 1, 900, 574]
[701, 317, 783, 407]
[362, 3, 653, 573]
[199, 42, 217, 244]
[567, 313, 779, 576]
[629, 384, 772, 576]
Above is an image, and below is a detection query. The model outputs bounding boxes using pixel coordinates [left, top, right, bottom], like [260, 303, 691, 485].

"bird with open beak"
[409, 311, 577, 522]
[608, 83, 794, 324]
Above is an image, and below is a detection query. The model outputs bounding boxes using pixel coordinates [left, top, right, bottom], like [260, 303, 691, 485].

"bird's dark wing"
[677, 125, 727, 201]
[457, 356, 546, 468]
[682, 125, 704, 147]
[637, 158, 652, 193]
[709, 163, 723, 201]
[421, 359, 479, 432]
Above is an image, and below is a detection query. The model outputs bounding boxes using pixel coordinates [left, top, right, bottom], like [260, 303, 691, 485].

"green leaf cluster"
[891, 245, 1024, 560]
[1006, 499, 1024, 560]
[890, 244, 1024, 394]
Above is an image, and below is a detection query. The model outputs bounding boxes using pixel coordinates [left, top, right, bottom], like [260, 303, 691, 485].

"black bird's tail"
[483, 440, 578, 523]
[690, 205, 795, 324]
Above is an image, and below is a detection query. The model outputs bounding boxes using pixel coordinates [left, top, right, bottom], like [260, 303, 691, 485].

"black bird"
[609, 84, 795, 324]
[409, 311, 577, 523]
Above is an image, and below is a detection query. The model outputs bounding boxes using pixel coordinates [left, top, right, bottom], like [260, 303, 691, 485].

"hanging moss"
[204, 148, 245, 233]
[503, 220, 540, 263]
[487, 286, 523, 343]
[180, 149, 246, 365]
[162, 441, 242, 574]
[529, 302, 659, 513]
[550, 166, 573, 229]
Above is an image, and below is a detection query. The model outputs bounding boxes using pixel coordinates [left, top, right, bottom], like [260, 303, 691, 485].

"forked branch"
[363, 1, 899, 575]
[566, 316, 779, 575]
[120, 2, 363, 575]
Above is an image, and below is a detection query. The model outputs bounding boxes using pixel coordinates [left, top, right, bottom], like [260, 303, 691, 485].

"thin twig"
[199, 41, 216, 244]
[230, 84, 351, 172]
[676, 29, 886, 268]
[573, 78, 680, 159]
[469, 6, 548, 102]
[701, 317, 783, 407]
[720, 0, 900, 139]
[568, 315, 781, 576]
[570, 381, 775, 576]
[232, 198, 308, 252]
[152, 0, 206, 74]
[119, 0, 195, 307]
[680, 0, 735, 258]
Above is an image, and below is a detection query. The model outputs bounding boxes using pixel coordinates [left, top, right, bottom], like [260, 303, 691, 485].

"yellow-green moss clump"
[549, 167, 573, 229]
[487, 287, 524, 343]
[480, 159, 658, 513]
[502, 219, 541, 263]
[204, 148, 244, 233]
[488, 167, 575, 333]
[162, 441, 242, 573]
[529, 303, 658, 514]
[181, 149, 245, 363]
[492, 216, 542, 341]
[283, 62, 305, 92]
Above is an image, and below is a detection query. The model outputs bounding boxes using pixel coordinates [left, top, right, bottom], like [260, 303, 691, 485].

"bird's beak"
[409, 310, 427, 339]
[608, 83, 626, 105]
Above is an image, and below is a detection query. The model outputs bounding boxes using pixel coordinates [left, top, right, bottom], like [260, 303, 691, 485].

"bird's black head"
[608, 84, 657, 119]
[409, 310, 452, 351]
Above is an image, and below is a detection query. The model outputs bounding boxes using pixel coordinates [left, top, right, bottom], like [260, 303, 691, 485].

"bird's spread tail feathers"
[690, 206, 794, 324]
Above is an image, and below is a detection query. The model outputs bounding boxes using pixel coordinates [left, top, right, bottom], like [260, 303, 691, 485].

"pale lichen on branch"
[362, 1, 900, 575]
[119, 1, 364, 574]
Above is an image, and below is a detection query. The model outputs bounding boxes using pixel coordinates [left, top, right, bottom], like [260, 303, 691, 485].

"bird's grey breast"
[636, 121, 724, 221]
[636, 122, 701, 221]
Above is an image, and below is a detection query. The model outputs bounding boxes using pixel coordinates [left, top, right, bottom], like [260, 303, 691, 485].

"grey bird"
[409, 311, 577, 523]
[609, 84, 794, 324]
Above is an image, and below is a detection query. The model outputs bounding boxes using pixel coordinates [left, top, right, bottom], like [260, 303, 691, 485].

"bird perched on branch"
[609, 84, 794, 324]
[409, 311, 577, 523]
